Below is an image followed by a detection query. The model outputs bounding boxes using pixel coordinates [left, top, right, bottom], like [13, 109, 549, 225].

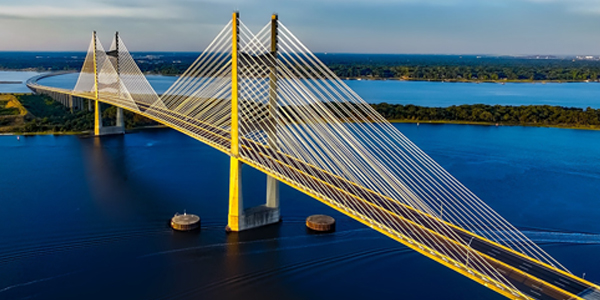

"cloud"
[0, 1, 176, 19]
[520, 0, 600, 14]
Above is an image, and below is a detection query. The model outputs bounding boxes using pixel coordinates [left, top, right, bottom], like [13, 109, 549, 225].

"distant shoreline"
[387, 119, 600, 131]
[344, 77, 599, 84]
[2, 91, 599, 136]
[0, 125, 168, 136]
[4, 120, 597, 136]
[1, 68, 599, 84]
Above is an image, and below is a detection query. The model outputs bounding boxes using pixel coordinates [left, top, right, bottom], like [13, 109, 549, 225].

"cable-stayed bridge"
[27, 13, 599, 300]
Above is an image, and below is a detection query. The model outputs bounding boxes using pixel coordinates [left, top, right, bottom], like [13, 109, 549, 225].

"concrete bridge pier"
[93, 102, 125, 136]
[226, 158, 280, 232]
[116, 107, 124, 129]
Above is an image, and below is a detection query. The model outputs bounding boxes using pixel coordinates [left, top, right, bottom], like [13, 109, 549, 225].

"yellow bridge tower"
[226, 12, 281, 232]
[92, 31, 126, 136]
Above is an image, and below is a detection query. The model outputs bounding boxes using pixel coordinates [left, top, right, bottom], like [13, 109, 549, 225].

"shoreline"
[0, 125, 168, 136]
[2, 121, 598, 136]
[388, 119, 600, 131]
[2, 68, 598, 84]
[345, 77, 599, 84]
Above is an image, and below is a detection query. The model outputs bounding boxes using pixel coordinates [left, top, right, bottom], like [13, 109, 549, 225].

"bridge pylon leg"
[266, 14, 280, 211]
[226, 157, 243, 232]
[116, 107, 124, 128]
[266, 176, 279, 208]
[94, 100, 102, 136]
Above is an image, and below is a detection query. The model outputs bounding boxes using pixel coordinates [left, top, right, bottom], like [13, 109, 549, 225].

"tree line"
[320, 54, 600, 81]
[12, 94, 155, 133]
[7, 94, 600, 133]
[371, 103, 600, 127]
[5, 52, 600, 81]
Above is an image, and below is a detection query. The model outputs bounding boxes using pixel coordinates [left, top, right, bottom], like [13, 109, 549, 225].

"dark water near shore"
[1, 123, 599, 299]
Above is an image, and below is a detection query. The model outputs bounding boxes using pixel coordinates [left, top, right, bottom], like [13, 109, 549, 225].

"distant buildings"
[576, 55, 599, 60]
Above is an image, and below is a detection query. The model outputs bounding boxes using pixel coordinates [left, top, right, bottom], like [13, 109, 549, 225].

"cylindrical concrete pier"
[306, 214, 335, 232]
[171, 213, 200, 231]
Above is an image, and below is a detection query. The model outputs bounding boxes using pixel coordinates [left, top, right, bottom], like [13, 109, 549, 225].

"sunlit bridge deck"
[27, 12, 599, 300]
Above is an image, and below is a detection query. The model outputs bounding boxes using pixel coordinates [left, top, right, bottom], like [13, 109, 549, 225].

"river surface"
[0, 71, 41, 93]
[1, 70, 600, 299]
[3, 70, 600, 108]
[1, 123, 599, 300]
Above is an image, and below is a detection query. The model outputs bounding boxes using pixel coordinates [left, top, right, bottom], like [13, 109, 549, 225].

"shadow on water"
[77, 134, 182, 223]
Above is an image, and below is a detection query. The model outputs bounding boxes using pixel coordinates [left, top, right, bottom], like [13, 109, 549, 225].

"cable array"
[161, 20, 234, 132]
[62, 20, 584, 299]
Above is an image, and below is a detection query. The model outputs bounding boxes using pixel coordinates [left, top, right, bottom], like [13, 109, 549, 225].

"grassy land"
[0, 94, 30, 131]
[0, 93, 156, 134]
[0, 94, 28, 116]
[0, 103, 20, 116]
[14, 94, 94, 133]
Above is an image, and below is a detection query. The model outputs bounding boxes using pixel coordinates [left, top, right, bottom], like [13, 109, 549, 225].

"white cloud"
[0, 2, 175, 19]
[520, 0, 600, 14]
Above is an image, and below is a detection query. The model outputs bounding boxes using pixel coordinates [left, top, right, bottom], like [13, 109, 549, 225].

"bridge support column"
[227, 157, 243, 231]
[226, 157, 281, 232]
[266, 177, 279, 208]
[94, 100, 102, 136]
[94, 105, 125, 136]
[266, 14, 280, 211]
[102, 31, 126, 136]
[116, 107, 125, 129]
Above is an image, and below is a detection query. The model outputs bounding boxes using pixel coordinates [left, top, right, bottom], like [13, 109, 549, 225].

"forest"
[7, 94, 600, 133]
[321, 54, 600, 81]
[371, 103, 600, 128]
[11, 94, 155, 133]
[4, 52, 600, 81]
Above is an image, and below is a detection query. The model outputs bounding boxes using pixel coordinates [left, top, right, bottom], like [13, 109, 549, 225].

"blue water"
[21, 72, 600, 108]
[346, 80, 600, 108]
[1, 124, 599, 299]
[0, 71, 40, 93]
[4, 70, 600, 108]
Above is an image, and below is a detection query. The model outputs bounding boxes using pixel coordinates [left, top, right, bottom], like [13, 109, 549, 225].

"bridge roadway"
[27, 85, 600, 300]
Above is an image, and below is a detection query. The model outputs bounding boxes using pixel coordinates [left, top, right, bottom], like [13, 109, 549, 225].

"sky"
[1, 0, 600, 55]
